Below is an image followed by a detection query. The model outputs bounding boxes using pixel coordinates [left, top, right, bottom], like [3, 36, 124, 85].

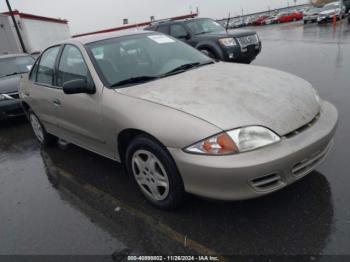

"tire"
[303, 20, 307, 25]
[199, 49, 216, 60]
[125, 135, 185, 210]
[28, 110, 58, 147]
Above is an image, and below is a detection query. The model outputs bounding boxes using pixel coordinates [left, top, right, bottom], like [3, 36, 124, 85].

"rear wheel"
[29, 110, 58, 147]
[125, 135, 185, 210]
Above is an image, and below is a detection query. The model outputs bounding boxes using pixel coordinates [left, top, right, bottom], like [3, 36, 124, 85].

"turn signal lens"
[185, 133, 239, 155]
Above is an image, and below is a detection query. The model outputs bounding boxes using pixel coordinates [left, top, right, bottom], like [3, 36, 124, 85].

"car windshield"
[86, 34, 213, 88]
[0, 56, 35, 78]
[322, 4, 339, 11]
[186, 18, 225, 35]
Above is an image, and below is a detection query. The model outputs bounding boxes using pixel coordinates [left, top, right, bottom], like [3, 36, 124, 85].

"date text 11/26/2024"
[127, 256, 220, 261]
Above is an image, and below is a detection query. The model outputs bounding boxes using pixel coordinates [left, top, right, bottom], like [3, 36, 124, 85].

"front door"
[54, 44, 110, 157]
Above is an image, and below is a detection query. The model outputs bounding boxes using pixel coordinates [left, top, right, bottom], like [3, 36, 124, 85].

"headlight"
[218, 38, 237, 47]
[185, 126, 280, 155]
[0, 94, 6, 101]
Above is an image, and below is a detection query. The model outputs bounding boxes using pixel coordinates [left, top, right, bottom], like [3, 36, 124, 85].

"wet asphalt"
[0, 20, 349, 257]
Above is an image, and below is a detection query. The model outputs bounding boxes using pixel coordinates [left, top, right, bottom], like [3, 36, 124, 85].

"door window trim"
[30, 44, 63, 89]
[56, 43, 95, 89]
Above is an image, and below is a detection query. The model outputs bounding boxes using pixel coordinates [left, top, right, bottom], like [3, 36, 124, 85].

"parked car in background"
[144, 18, 261, 64]
[303, 7, 322, 24]
[317, 2, 346, 24]
[0, 54, 34, 119]
[264, 15, 278, 25]
[252, 15, 270, 25]
[276, 12, 303, 23]
[20, 31, 338, 210]
[229, 19, 245, 29]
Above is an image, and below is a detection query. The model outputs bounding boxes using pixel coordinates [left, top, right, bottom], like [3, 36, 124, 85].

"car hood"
[0, 74, 22, 94]
[202, 30, 256, 38]
[117, 63, 320, 136]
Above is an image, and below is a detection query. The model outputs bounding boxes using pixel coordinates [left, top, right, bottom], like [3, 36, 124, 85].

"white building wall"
[0, 14, 22, 55]
[20, 18, 71, 53]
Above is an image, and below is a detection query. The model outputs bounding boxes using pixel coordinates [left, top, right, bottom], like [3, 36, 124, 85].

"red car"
[252, 15, 270, 25]
[276, 12, 303, 23]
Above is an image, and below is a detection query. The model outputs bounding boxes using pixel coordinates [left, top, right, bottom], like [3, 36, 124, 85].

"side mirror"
[63, 79, 95, 95]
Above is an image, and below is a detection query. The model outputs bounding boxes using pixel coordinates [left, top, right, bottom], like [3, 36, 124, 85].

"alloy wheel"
[30, 114, 44, 143]
[131, 150, 170, 201]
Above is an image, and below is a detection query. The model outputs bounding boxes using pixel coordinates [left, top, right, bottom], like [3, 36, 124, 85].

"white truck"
[0, 11, 70, 55]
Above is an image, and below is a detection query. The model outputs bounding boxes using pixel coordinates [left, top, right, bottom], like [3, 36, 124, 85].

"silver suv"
[20, 31, 338, 210]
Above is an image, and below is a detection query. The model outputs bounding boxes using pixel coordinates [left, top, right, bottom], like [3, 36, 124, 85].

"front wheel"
[125, 136, 185, 210]
[29, 110, 58, 147]
[199, 49, 216, 60]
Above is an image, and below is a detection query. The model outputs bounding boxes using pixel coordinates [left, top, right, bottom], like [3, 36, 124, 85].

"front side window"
[322, 4, 339, 11]
[57, 45, 89, 87]
[186, 18, 224, 35]
[0, 56, 34, 79]
[170, 24, 188, 38]
[36, 46, 60, 85]
[86, 33, 212, 88]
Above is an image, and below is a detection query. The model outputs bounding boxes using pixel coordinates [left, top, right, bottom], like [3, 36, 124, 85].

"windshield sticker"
[148, 35, 175, 44]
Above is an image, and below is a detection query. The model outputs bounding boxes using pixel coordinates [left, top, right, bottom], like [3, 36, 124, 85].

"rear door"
[25, 45, 62, 134]
[54, 44, 109, 157]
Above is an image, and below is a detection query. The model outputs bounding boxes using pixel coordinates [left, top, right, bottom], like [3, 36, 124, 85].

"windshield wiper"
[110, 76, 159, 88]
[1, 72, 23, 78]
[162, 61, 214, 77]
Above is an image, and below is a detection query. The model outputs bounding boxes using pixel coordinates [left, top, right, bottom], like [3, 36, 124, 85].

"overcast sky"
[1, 0, 308, 34]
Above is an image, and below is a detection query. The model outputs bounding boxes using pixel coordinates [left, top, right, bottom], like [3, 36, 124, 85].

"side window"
[36, 46, 60, 85]
[57, 45, 89, 87]
[157, 25, 170, 34]
[170, 24, 188, 38]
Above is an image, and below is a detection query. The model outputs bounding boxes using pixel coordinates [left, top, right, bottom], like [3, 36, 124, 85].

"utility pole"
[5, 0, 26, 53]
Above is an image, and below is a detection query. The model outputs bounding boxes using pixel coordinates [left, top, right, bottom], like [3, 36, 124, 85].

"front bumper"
[0, 99, 24, 119]
[168, 101, 338, 200]
[318, 14, 340, 23]
[223, 42, 262, 63]
[304, 15, 318, 22]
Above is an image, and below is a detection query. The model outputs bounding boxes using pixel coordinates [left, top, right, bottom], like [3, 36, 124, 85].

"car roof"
[325, 2, 340, 6]
[0, 53, 30, 59]
[149, 17, 210, 27]
[66, 30, 152, 45]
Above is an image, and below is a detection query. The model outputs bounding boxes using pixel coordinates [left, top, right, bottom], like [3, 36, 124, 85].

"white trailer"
[0, 11, 70, 55]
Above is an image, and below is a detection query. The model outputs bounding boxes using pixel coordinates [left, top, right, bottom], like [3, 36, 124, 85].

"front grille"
[7, 92, 20, 99]
[237, 35, 259, 47]
[285, 113, 320, 139]
[0, 92, 20, 100]
[292, 143, 331, 178]
[250, 173, 284, 192]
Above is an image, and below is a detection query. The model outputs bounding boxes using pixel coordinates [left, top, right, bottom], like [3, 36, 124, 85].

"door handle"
[52, 98, 61, 106]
